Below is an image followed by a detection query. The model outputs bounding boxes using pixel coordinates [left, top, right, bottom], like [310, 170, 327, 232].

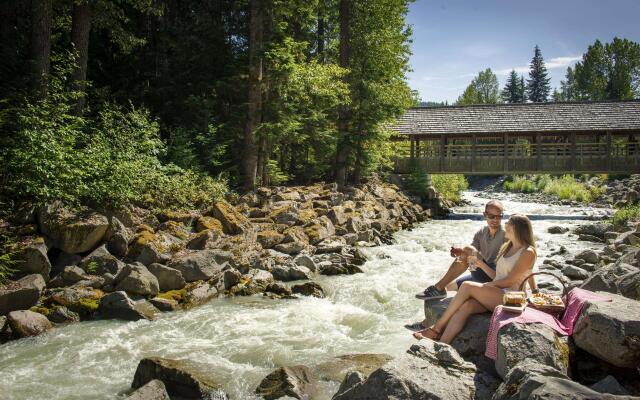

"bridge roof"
[389, 100, 640, 136]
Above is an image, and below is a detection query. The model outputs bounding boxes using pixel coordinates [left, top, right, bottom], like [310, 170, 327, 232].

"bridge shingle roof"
[389, 100, 640, 136]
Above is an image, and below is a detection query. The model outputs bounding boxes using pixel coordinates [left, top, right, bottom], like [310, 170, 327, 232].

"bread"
[503, 291, 526, 306]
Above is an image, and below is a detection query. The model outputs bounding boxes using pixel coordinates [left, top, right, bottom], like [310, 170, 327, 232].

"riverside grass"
[503, 175, 606, 203]
[612, 204, 640, 226]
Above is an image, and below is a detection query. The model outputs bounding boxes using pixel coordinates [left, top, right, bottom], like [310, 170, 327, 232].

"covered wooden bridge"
[388, 100, 640, 174]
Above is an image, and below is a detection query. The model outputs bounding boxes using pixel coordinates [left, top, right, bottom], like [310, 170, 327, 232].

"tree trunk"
[70, 1, 91, 114]
[243, 0, 263, 192]
[30, 0, 52, 99]
[334, 0, 351, 189]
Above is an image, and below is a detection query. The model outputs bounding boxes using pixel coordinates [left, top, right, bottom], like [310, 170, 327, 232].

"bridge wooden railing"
[393, 140, 640, 174]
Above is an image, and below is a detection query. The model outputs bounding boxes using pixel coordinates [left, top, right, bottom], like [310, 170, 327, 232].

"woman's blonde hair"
[496, 213, 536, 260]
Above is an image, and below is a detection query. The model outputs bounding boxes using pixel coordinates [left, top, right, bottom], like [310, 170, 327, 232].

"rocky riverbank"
[0, 179, 429, 347]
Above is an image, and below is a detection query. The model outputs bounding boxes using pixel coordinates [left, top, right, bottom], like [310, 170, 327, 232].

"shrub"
[503, 174, 605, 203]
[503, 176, 536, 193]
[612, 204, 640, 226]
[432, 174, 468, 202]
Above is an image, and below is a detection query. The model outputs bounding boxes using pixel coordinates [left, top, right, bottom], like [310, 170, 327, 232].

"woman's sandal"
[412, 326, 441, 341]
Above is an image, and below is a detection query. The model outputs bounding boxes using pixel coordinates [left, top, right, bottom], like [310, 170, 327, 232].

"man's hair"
[485, 200, 504, 213]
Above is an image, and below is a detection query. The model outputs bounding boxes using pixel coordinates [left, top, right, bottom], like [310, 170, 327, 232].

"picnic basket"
[519, 271, 568, 313]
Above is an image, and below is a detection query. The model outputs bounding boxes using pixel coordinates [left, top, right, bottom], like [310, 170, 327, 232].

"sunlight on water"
[0, 192, 611, 399]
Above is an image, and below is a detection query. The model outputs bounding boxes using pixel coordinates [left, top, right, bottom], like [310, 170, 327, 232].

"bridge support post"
[536, 133, 542, 171]
[471, 134, 477, 173]
[410, 139, 415, 159]
[439, 134, 445, 172]
[570, 132, 577, 172]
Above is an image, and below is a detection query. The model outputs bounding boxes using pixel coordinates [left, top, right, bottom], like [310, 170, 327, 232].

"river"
[0, 191, 612, 399]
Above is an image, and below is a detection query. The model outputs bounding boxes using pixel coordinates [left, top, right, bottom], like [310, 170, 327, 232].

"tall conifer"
[501, 70, 520, 103]
[526, 45, 551, 102]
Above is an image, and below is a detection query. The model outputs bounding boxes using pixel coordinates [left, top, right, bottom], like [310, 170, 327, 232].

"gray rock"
[7, 310, 53, 338]
[573, 292, 640, 368]
[62, 265, 87, 283]
[333, 342, 495, 400]
[184, 282, 218, 308]
[271, 264, 312, 282]
[291, 282, 325, 298]
[115, 264, 160, 296]
[265, 282, 292, 297]
[581, 263, 636, 294]
[106, 217, 130, 258]
[580, 263, 598, 272]
[579, 233, 604, 242]
[618, 270, 640, 300]
[334, 371, 365, 399]
[255, 365, 317, 400]
[293, 254, 317, 272]
[274, 241, 307, 255]
[52, 251, 83, 274]
[80, 244, 125, 276]
[168, 250, 227, 282]
[38, 204, 109, 253]
[222, 269, 242, 290]
[147, 264, 185, 292]
[590, 376, 631, 396]
[48, 306, 80, 324]
[562, 265, 590, 280]
[574, 223, 615, 240]
[149, 297, 179, 312]
[132, 357, 227, 399]
[99, 291, 157, 321]
[496, 323, 569, 379]
[492, 360, 636, 400]
[15, 237, 51, 281]
[127, 379, 170, 400]
[616, 231, 640, 246]
[575, 249, 600, 264]
[0, 274, 46, 315]
[548, 225, 569, 234]
[186, 230, 219, 250]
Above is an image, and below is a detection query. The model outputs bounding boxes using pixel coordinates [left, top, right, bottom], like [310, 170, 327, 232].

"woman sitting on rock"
[414, 214, 536, 343]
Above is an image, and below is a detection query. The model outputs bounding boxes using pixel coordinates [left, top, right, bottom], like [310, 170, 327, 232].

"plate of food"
[502, 291, 527, 313]
[528, 291, 565, 312]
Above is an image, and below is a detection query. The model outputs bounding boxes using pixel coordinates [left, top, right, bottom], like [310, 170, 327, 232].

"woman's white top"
[495, 246, 526, 289]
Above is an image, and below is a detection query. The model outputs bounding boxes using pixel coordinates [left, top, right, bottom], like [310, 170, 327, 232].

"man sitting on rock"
[416, 199, 506, 301]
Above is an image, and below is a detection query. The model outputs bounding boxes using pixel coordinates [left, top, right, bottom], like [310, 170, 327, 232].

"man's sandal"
[413, 326, 441, 341]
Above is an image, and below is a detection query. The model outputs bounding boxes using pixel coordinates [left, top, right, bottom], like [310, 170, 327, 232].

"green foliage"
[0, 233, 19, 284]
[612, 204, 640, 226]
[502, 70, 526, 103]
[457, 84, 481, 105]
[527, 45, 551, 102]
[503, 175, 606, 203]
[86, 261, 99, 274]
[266, 160, 290, 186]
[457, 68, 499, 105]
[432, 174, 468, 202]
[404, 162, 431, 198]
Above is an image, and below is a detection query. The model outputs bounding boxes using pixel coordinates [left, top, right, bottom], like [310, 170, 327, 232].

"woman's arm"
[468, 256, 496, 279]
[488, 247, 536, 289]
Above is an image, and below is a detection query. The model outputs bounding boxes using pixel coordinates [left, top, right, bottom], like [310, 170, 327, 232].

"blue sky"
[407, 0, 640, 103]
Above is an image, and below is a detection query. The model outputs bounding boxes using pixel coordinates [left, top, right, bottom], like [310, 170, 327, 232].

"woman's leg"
[433, 281, 503, 333]
[439, 299, 487, 344]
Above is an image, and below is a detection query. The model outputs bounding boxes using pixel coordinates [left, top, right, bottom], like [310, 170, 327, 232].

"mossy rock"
[29, 305, 55, 317]
[156, 289, 188, 303]
[256, 230, 285, 249]
[194, 216, 224, 234]
[297, 209, 318, 225]
[156, 210, 195, 225]
[209, 201, 249, 235]
[162, 221, 190, 240]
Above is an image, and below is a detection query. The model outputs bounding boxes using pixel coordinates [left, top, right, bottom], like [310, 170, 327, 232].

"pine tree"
[517, 75, 526, 102]
[526, 45, 551, 102]
[501, 70, 521, 103]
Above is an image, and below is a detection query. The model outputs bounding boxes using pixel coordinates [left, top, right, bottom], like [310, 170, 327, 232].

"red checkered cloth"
[485, 288, 611, 360]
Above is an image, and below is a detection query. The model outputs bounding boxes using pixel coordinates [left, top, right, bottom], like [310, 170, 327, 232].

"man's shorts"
[455, 261, 497, 288]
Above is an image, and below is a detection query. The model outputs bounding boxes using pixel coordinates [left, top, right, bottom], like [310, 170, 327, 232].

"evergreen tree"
[502, 70, 521, 103]
[526, 45, 551, 102]
[559, 67, 576, 101]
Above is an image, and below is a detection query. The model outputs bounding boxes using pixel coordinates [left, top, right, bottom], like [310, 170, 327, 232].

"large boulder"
[0, 274, 46, 315]
[573, 292, 640, 368]
[581, 263, 636, 295]
[255, 366, 317, 400]
[332, 342, 498, 400]
[79, 244, 125, 276]
[291, 282, 325, 298]
[304, 216, 335, 245]
[574, 223, 615, 240]
[575, 249, 600, 264]
[7, 310, 52, 338]
[127, 379, 170, 400]
[14, 237, 51, 280]
[209, 201, 250, 235]
[618, 270, 640, 300]
[99, 291, 157, 321]
[43, 286, 103, 318]
[271, 264, 312, 282]
[563, 265, 590, 281]
[492, 360, 638, 400]
[38, 204, 109, 253]
[147, 264, 186, 291]
[496, 322, 569, 379]
[105, 217, 130, 258]
[115, 264, 160, 296]
[132, 357, 228, 399]
[183, 281, 218, 308]
[168, 250, 228, 282]
[127, 230, 164, 266]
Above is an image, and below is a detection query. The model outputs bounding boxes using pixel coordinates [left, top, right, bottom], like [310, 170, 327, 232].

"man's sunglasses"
[484, 213, 503, 220]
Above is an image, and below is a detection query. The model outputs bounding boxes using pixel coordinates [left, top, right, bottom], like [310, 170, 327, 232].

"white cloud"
[495, 55, 581, 76]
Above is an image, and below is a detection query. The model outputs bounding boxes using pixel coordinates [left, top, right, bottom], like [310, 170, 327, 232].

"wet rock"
[209, 201, 250, 234]
[184, 282, 218, 308]
[548, 225, 569, 234]
[149, 297, 179, 312]
[147, 264, 185, 292]
[581, 263, 636, 294]
[590, 376, 631, 396]
[265, 282, 292, 297]
[496, 322, 569, 379]
[291, 282, 325, 298]
[492, 360, 634, 400]
[38, 204, 109, 253]
[222, 269, 242, 290]
[334, 371, 364, 399]
[15, 236, 51, 280]
[333, 342, 496, 400]
[127, 379, 170, 400]
[168, 250, 228, 282]
[573, 292, 640, 368]
[0, 274, 46, 315]
[293, 254, 317, 272]
[132, 357, 227, 399]
[271, 264, 312, 282]
[7, 310, 53, 338]
[44, 286, 103, 318]
[256, 365, 317, 400]
[579, 233, 604, 242]
[562, 265, 590, 280]
[99, 291, 157, 321]
[115, 264, 160, 296]
[314, 353, 393, 383]
[80, 244, 125, 276]
[575, 249, 600, 264]
[48, 306, 80, 323]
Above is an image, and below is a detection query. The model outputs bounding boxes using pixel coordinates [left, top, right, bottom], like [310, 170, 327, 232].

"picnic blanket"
[485, 288, 611, 360]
